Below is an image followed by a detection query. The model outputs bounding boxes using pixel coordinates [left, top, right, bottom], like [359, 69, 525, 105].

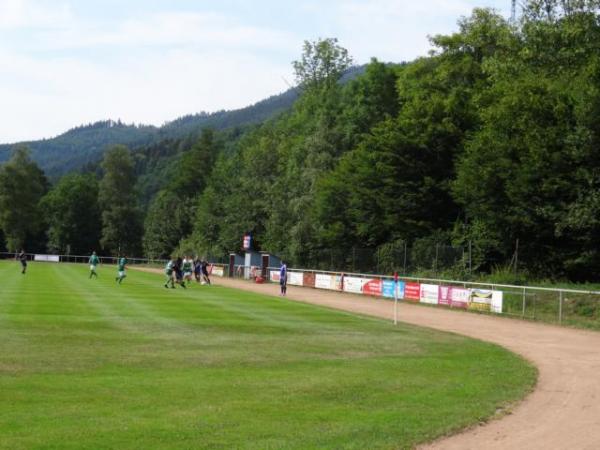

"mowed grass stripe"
[0, 261, 536, 450]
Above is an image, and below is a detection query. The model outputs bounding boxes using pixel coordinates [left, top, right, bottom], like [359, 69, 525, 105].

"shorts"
[90, 265, 97, 271]
[118, 270, 125, 277]
[184, 271, 192, 278]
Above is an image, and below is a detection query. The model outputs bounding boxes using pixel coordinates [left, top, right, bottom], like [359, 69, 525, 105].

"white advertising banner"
[315, 273, 333, 290]
[288, 272, 304, 286]
[270, 270, 280, 282]
[343, 276, 364, 294]
[211, 266, 224, 277]
[34, 254, 59, 262]
[491, 291, 504, 314]
[420, 284, 439, 304]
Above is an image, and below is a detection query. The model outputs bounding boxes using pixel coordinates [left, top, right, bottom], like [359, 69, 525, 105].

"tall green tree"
[142, 190, 188, 258]
[171, 128, 220, 199]
[98, 145, 142, 256]
[0, 146, 48, 251]
[40, 173, 101, 255]
[292, 37, 353, 90]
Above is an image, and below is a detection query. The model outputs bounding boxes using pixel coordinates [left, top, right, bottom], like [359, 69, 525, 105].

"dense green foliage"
[40, 173, 101, 255]
[180, 4, 600, 280]
[0, 147, 48, 251]
[0, 261, 536, 448]
[98, 146, 143, 256]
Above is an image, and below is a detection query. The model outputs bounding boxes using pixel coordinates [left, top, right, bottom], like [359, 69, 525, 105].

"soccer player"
[89, 251, 100, 278]
[174, 256, 186, 288]
[279, 261, 287, 296]
[164, 258, 175, 288]
[193, 258, 202, 283]
[201, 260, 211, 285]
[183, 256, 193, 284]
[115, 255, 127, 284]
[18, 249, 27, 274]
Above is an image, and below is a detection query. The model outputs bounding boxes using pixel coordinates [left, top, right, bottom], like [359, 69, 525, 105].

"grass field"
[0, 261, 536, 449]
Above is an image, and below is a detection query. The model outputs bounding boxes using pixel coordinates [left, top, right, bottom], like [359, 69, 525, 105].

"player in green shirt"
[164, 258, 175, 289]
[182, 257, 193, 285]
[89, 251, 100, 278]
[116, 256, 127, 284]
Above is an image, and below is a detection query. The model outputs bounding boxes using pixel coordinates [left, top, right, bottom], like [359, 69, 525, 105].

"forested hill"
[0, 65, 367, 178]
[0, 87, 300, 177]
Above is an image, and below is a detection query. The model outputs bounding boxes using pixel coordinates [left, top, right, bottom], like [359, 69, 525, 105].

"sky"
[0, 0, 510, 144]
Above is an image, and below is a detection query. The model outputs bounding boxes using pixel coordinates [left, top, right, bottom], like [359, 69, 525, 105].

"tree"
[0, 146, 48, 251]
[98, 145, 142, 255]
[292, 38, 353, 90]
[142, 190, 187, 258]
[171, 128, 219, 199]
[40, 174, 101, 255]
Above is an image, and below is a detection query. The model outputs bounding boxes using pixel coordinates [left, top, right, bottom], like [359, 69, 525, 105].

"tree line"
[2, 1, 600, 280]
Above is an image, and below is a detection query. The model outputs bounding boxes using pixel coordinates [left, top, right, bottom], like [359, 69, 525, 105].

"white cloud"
[332, 0, 479, 63]
[28, 10, 297, 54]
[0, 44, 293, 143]
[0, 0, 72, 29]
[0, 4, 298, 143]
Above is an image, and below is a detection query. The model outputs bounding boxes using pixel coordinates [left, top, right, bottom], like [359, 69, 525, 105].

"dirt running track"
[136, 268, 600, 449]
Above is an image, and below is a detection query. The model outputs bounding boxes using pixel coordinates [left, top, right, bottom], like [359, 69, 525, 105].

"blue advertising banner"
[383, 280, 404, 299]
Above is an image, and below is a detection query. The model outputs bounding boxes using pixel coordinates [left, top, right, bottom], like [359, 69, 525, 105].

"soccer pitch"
[0, 261, 535, 449]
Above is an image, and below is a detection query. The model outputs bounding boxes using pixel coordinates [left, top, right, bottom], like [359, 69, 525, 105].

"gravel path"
[135, 268, 600, 449]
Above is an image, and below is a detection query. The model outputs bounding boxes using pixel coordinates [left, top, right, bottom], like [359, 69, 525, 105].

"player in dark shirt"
[18, 250, 27, 274]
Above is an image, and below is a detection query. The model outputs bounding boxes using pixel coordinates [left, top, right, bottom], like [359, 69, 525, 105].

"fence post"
[468, 240, 472, 274]
[522, 287, 526, 318]
[558, 290, 563, 324]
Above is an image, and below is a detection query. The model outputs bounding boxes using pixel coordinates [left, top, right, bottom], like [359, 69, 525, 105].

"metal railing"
[259, 266, 600, 328]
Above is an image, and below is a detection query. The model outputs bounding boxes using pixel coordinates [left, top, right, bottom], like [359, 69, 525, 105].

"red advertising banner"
[303, 272, 315, 288]
[438, 286, 451, 306]
[404, 282, 421, 302]
[363, 279, 382, 297]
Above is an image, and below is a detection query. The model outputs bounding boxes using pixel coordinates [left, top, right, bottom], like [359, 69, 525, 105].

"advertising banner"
[450, 287, 470, 309]
[270, 270, 280, 282]
[315, 274, 342, 290]
[420, 284, 439, 305]
[439, 286, 451, 306]
[363, 279, 382, 297]
[303, 272, 315, 288]
[491, 291, 503, 314]
[404, 282, 421, 302]
[469, 289, 493, 312]
[315, 273, 332, 290]
[343, 276, 364, 294]
[34, 254, 59, 262]
[212, 266, 224, 277]
[288, 272, 304, 286]
[383, 280, 405, 299]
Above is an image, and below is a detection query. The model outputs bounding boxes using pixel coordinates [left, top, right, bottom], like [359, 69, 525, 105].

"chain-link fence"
[279, 242, 468, 276]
